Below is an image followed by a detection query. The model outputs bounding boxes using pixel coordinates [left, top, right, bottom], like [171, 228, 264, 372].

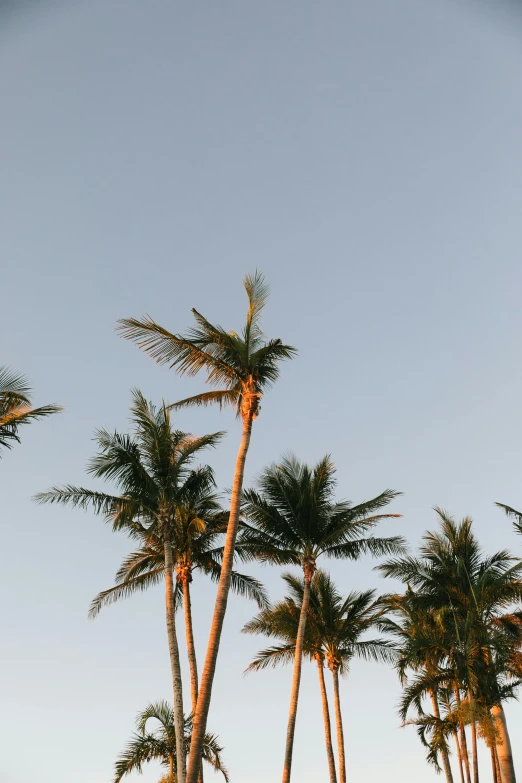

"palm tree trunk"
[331, 667, 346, 783]
[492, 704, 516, 783]
[455, 688, 472, 783]
[181, 575, 199, 713]
[316, 656, 338, 783]
[454, 731, 465, 783]
[494, 744, 502, 783]
[282, 571, 312, 783]
[165, 540, 186, 783]
[429, 691, 454, 783]
[490, 746, 499, 783]
[186, 411, 254, 783]
[471, 721, 479, 783]
[180, 574, 204, 783]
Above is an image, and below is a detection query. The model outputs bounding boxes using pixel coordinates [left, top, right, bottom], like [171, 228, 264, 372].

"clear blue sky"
[2, 1, 522, 781]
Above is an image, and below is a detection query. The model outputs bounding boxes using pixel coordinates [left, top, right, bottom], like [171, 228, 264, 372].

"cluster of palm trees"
[4, 271, 522, 783]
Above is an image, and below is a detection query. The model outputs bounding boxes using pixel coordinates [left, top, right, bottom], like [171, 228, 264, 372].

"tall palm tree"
[244, 571, 394, 783]
[379, 509, 522, 783]
[0, 366, 61, 455]
[36, 390, 225, 783]
[114, 700, 229, 783]
[238, 454, 403, 783]
[117, 271, 296, 783]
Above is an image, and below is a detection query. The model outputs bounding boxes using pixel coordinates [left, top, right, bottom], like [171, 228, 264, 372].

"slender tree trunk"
[282, 572, 312, 783]
[165, 540, 186, 783]
[430, 691, 454, 783]
[180, 574, 204, 783]
[316, 656, 337, 783]
[455, 688, 472, 783]
[454, 731, 466, 783]
[490, 746, 499, 783]
[331, 667, 346, 783]
[186, 411, 254, 783]
[494, 744, 502, 783]
[471, 721, 479, 783]
[181, 575, 199, 713]
[492, 704, 516, 783]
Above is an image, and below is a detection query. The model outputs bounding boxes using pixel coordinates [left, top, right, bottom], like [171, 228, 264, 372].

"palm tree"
[243, 572, 338, 783]
[244, 571, 394, 783]
[117, 270, 296, 783]
[379, 591, 457, 783]
[379, 509, 522, 783]
[89, 502, 269, 717]
[0, 366, 61, 455]
[35, 390, 225, 783]
[114, 700, 229, 783]
[237, 454, 403, 783]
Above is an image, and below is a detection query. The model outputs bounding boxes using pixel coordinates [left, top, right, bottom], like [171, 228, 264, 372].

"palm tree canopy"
[114, 700, 229, 783]
[36, 390, 267, 613]
[117, 270, 297, 419]
[237, 454, 404, 575]
[0, 366, 61, 454]
[378, 509, 522, 708]
[243, 571, 395, 674]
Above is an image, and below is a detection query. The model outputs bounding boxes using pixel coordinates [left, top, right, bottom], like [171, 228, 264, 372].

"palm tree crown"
[0, 366, 61, 455]
[238, 454, 404, 577]
[117, 270, 296, 420]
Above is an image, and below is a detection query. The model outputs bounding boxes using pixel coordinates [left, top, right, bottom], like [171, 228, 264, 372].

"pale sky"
[2, 1, 522, 782]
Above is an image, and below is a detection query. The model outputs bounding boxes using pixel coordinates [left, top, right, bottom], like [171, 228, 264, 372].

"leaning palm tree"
[238, 454, 403, 783]
[0, 366, 61, 455]
[244, 571, 393, 783]
[114, 700, 229, 783]
[117, 271, 296, 783]
[36, 390, 225, 783]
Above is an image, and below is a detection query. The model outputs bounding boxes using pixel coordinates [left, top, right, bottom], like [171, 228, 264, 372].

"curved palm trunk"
[331, 667, 346, 783]
[186, 411, 254, 783]
[454, 731, 466, 783]
[429, 691, 454, 783]
[316, 656, 338, 783]
[492, 704, 516, 783]
[281, 572, 312, 783]
[165, 540, 186, 783]
[471, 721, 479, 783]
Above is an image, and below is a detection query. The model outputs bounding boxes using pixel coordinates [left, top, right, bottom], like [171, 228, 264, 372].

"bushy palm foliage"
[117, 271, 296, 783]
[379, 509, 522, 783]
[114, 701, 229, 783]
[0, 366, 61, 454]
[238, 455, 404, 574]
[117, 271, 296, 419]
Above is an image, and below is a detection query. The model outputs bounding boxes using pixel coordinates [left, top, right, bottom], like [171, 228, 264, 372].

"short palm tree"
[244, 571, 393, 783]
[243, 572, 338, 783]
[89, 498, 268, 716]
[238, 454, 403, 783]
[117, 271, 296, 783]
[379, 509, 522, 783]
[35, 390, 225, 783]
[0, 366, 61, 455]
[114, 700, 229, 783]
